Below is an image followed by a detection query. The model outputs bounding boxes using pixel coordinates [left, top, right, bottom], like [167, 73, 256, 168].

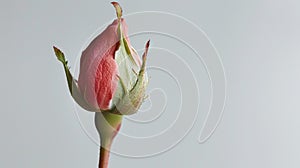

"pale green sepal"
[112, 32, 140, 108]
[114, 40, 150, 115]
[53, 46, 101, 112]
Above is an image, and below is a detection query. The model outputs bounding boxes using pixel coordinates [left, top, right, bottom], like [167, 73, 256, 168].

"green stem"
[95, 112, 123, 168]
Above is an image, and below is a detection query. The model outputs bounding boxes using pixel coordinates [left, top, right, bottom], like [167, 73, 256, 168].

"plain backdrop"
[1, 0, 300, 168]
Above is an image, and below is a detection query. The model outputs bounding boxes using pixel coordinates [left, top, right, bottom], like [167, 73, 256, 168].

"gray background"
[1, 0, 300, 167]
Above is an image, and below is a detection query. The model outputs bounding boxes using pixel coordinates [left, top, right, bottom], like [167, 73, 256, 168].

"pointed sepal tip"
[111, 2, 122, 19]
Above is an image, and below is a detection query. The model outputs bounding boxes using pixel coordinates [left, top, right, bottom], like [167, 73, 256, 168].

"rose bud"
[53, 2, 150, 168]
[53, 3, 149, 114]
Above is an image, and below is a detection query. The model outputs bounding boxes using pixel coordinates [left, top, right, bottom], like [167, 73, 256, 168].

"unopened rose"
[53, 3, 150, 167]
[53, 2, 150, 115]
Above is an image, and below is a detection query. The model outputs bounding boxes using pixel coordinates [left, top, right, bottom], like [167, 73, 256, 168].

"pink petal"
[78, 18, 142, 110]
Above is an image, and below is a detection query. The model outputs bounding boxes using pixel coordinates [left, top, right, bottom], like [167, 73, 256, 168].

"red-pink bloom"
[54, 2, 150, 114]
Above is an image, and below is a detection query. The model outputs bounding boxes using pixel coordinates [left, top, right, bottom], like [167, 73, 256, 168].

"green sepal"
[114, 40, 150, 115]
[53, 46, 100, 112]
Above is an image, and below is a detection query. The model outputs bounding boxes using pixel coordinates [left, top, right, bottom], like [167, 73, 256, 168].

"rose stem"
[95, 112, 122, 168]
[98, 144, 111, 168]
